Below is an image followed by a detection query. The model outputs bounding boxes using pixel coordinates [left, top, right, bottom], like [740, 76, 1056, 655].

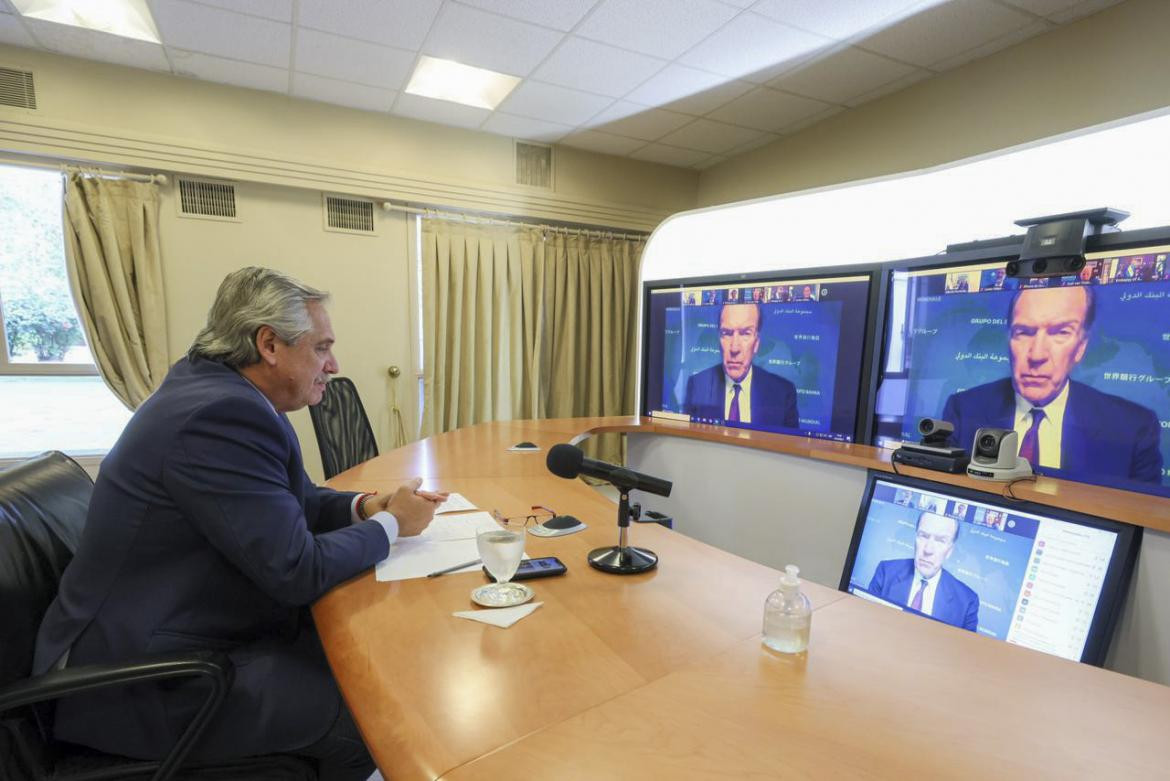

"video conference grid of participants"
[876, 245, 1170, 496]
[643, 275, 870, 443]
[846, 478, 1119, 662]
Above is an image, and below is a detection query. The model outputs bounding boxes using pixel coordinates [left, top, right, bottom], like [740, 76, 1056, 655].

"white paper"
[453, 602, 543, 628]
[435, 492, 478, 515]
[375, 511, 501, 582]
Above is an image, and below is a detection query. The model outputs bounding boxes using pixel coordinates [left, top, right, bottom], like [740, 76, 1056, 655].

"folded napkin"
[453, 602, 543, 628]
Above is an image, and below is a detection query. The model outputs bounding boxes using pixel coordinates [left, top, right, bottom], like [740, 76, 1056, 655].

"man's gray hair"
[189, 266, 329, 368]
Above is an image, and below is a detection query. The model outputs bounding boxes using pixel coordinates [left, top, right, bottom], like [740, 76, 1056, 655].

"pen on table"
[426, 559, 481, 578]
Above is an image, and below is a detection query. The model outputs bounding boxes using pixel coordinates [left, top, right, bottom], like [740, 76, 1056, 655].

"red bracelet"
[357, 492, 377, 520]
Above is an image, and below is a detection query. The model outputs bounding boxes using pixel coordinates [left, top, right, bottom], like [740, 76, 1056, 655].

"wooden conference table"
[315, 418, 1170, 779]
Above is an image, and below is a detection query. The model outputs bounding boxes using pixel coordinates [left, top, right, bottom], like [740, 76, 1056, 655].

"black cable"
[1002, 475, 1037, 501]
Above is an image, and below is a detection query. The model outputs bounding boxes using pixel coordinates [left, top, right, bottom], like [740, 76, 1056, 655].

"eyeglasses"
[492, 505, 556, 528]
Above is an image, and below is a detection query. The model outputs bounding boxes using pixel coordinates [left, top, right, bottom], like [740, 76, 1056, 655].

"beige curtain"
[420, 219, 644, 463]
[62, 174, 168, 409]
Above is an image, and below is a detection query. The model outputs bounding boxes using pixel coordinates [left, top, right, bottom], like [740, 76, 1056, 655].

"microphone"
[546, 444, 672, 497]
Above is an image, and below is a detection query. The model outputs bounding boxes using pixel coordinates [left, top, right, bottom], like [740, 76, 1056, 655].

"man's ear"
[255, 325, 280, 366]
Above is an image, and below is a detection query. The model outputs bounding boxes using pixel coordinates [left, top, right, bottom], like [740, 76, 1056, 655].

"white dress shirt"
[1013, 381, 1069, 469]
[724, 366, 754, 423]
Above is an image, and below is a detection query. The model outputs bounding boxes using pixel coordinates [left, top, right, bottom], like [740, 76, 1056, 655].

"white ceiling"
[0, 0, 1127, 170]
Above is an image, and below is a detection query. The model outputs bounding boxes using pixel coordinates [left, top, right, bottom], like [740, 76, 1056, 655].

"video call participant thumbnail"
[868, 512, 980, 631]
[942, 286, 1162, 483]
[682, 302, 798, 428]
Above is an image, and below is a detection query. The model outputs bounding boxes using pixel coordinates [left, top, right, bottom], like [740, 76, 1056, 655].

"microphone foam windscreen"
[546, 443, 584, 479]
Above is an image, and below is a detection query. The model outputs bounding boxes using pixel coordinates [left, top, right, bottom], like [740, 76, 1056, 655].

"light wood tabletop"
[317, 419, 1170, 780]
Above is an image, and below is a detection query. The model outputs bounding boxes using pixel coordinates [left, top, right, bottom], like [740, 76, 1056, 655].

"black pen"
[426, 559, 481, 578]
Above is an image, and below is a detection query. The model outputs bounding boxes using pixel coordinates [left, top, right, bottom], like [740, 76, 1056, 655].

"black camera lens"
[978, 434, 997, 452]
[1032, 259, 1048, 274]
[918, 419, 934, 434]
[1006, 261, 1020, 276]
[1068, 257, 1085, 272]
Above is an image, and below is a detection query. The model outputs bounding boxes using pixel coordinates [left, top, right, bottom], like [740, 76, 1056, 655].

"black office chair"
[309, 377, 378, 480]
[0, 451, 315, 781]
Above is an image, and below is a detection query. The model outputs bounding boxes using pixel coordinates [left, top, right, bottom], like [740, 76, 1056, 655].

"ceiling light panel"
[12, 0, 160, 43]
[405, 55, 520, 110]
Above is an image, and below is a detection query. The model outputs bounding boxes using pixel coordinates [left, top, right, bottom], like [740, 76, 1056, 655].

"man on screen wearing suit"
[682, 302, 798, 429]
[941, 286, 1162, 483]
[35, 268, 445, 780]
[868, 511, 980, 632]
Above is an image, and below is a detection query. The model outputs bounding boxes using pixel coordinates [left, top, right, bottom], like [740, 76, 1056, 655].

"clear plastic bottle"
[762, 564, 812, 653]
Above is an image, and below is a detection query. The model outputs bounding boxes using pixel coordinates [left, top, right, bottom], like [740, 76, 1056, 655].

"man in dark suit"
[34, 267, 444, 779]
[868, 511, 979, 632]
[682, 302, 798, 429]
[942, 286, 1162, 483]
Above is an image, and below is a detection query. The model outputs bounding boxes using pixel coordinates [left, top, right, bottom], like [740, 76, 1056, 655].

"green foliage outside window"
[0, 168, 85, 363]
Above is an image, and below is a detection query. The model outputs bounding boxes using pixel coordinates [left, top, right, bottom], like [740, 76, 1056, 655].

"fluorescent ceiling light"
[11, 0, 161, 44]
[405, 56, 520, 110]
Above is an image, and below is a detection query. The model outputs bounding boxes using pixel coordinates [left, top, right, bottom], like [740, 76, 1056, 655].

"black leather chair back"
[308, 377, 378, 480]
[0, 452, 92, 688]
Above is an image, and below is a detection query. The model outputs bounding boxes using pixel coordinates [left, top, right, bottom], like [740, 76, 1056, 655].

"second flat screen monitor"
[642, 273, 871, 442]
[875, 244, 1170, 497]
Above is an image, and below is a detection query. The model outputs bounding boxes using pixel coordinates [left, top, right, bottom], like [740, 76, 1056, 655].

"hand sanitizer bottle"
[763, 565, 812, 653]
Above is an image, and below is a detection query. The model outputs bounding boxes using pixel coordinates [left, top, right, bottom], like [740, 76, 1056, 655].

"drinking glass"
[475, 526, 526, 605]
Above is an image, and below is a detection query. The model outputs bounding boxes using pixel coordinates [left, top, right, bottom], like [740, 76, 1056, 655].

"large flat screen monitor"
[873, 241, 1170, 496]
[641, 271, 872, 442]
[840, 471, 1141, 665]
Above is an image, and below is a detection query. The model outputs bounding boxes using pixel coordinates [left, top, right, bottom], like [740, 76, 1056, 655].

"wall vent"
[515, 141, 553, 189]
[0, 67, 36, 110]
[324, 195, 376, 235]
[177, 178, 238, 220]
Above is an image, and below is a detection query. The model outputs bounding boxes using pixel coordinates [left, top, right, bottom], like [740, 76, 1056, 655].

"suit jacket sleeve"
[163, 399, 390, 607]
[783, 382, 798, 429]
[303, 475, 360, 534]
[683, 373, 699, 416]
[962, 591, 979, 632]
[867, 561, 889, 600]
[941, 393, 966, 450]
[1129, 407, 1164, 484]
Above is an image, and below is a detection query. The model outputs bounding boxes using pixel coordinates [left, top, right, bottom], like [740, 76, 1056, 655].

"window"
[0, 165, 131, 459]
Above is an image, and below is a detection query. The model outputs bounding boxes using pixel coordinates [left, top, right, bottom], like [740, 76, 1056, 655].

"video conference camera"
[966, 427, 1033, 481]
[916, 417, 954, 446]
[1006, 208, 1129, 279]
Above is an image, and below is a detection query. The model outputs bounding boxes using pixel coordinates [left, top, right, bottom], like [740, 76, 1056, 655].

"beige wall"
[0, 44, 696, 228]
[0, 44, 700, 479]
[158, 181, 415, 481]
[698, 0, 1170, 207]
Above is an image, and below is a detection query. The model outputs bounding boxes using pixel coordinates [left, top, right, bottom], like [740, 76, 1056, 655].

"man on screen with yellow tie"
[942, 286, 1162, 483]
[868, 511, 980, 632]
[682, 302, 798, 429]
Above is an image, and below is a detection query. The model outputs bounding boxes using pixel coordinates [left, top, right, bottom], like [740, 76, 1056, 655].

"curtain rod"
[64, 165, 167, 185]
[381, 202, 648, 241]
[0, 156, 166, 184]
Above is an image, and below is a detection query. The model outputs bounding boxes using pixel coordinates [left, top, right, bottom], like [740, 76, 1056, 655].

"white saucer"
[471, 582, 535, 608]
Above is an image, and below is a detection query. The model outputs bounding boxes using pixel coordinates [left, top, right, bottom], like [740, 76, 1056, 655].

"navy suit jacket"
[941, 378, 1163, 484]
[682, 364, 798, 429]
[34, 356, 390, 760]
[867, 559, 979, 632]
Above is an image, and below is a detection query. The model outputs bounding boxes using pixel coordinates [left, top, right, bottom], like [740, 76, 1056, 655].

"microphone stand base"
[588, 545, 658, 574]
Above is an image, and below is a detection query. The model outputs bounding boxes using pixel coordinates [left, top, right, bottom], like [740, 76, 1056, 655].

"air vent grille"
[325, 196, 375, 233]
[0, 67, 36, 110]
[178, 178, 237, 218]
[515, 142, 553, 189]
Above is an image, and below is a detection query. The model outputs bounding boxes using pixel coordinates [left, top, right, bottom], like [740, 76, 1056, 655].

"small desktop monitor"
[840, 471, 1141, 665]
[641, 270, 873, 442]
[873, 240, 1170, 497]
